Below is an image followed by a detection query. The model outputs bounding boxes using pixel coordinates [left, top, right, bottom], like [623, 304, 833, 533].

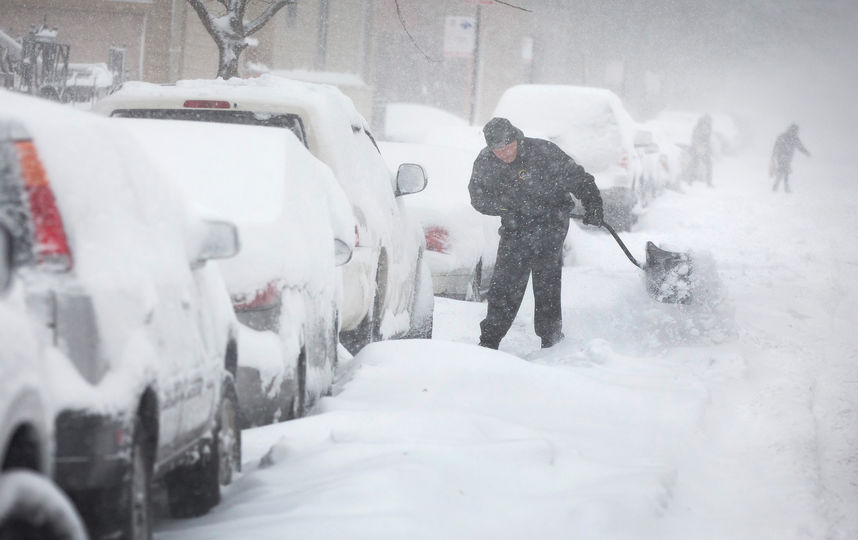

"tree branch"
[186, 0, 225, 45]
[245, 0, 295, 36]
[234, 0, 247, 31]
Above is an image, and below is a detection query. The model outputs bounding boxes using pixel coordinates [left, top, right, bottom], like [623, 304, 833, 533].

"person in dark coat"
[469, 117, 603, 350]
[771, 123, 810, 193]
[689, 114, 713, 186]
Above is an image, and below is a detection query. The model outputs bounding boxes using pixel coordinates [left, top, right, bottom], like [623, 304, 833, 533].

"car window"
[110, 109, 308, 148]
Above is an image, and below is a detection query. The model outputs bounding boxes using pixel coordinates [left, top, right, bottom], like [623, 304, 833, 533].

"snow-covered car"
[378, 141, 500, 301]
[493, 84, 656, 230]
[640, 120, 692, 190]
[0, 223, 87, 540]
[119, 117, 355, 427]
[628, 127, 676, 206]
[95, 75, 434, 355]
[0, 91, 242, 539]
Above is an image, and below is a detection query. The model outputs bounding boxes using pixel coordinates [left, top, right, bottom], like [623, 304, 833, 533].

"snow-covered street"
[152, 145, 858, 539]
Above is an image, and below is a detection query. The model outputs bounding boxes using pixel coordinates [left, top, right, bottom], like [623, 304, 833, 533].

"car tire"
[405, 253, 434, 339]
[0, 470, 88, 540]
[217, 380, 242, 486]
[116, 418, 153, 540]
[291, 348, 308, 419]
[325, 310, 339, 397]
[341, 259, 385, 355]
[465, 259, 484, 303]
[165, 379, 240, 518]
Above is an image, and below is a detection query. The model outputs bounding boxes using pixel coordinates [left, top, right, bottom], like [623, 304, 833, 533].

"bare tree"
[187, 0, 296, 79]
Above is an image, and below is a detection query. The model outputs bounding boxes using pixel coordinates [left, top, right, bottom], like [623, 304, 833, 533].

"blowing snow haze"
[381, 0, 857, 172]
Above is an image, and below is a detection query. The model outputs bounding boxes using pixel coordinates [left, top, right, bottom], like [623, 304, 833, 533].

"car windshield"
[110, 109, 307, 147]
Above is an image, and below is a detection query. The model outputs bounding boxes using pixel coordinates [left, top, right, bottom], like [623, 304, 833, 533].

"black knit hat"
[483, 117, 522, 149]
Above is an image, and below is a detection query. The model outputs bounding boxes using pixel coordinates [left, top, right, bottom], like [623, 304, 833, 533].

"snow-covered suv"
[0, 223, 87, 540]
[1, 91, 243, 540]
[95, 75, 435, 355]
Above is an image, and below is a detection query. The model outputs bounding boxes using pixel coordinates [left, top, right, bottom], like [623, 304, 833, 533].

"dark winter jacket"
[772, 129, 809, 172]
[468, 137, 602, 232]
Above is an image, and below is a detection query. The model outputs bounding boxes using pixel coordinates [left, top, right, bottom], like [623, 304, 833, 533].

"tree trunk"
[217, 42, 245, 79]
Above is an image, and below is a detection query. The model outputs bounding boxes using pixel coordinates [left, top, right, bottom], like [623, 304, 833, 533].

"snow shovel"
[570, 214, 693, 304]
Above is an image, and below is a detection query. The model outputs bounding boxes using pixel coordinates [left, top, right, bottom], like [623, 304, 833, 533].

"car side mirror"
[334, 238, 352, 267]
[395, 163, 427, 197]
[192, 220, 241, 268]
[0, 224, 13, 293]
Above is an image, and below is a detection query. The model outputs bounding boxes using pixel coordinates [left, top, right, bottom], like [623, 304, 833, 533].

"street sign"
[443, 16, 476, 58]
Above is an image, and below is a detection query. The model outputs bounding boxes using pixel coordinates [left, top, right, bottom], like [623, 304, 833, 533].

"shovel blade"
[645, 241, 693, 304]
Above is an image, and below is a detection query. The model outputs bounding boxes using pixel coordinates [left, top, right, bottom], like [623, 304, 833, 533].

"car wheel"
[0, 471, 88, 540]
[465, 259, 484, 303]
[217, 381, 241, 486]
[117, 418, 153, 540]
[340, 264, 384, 355]
[407, 252, 434, 338]
[291, 348, 307, 418]
[326, 310, 339, 396]
[165, 379, 239, 518]
[363, 282, 384, 345]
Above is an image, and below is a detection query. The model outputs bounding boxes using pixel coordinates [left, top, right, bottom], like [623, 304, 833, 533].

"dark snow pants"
[772, 164, 792, 192]
[690, 152, 712, 186]
[479, 219, 569, 348]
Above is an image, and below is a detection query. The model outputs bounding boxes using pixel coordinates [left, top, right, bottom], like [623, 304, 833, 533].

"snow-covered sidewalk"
[155, 151, 858, 540]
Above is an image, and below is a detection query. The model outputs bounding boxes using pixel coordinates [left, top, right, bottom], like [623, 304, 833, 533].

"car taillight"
[618, 153, 629, 169]
[15, 141, 72, 271]
[232, 281, 281, 311]
[183, 99, 231, 109]
[425, 226, 449, 253]
[354, 224, 361, 247]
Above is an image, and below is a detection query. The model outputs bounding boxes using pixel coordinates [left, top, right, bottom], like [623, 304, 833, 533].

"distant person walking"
[689, 114, 713, 186]
[770, 123, 810, 193]
[468, 117, 603, 350]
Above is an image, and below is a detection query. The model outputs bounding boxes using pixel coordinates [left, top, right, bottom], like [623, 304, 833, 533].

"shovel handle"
[570, 214, 644, 269]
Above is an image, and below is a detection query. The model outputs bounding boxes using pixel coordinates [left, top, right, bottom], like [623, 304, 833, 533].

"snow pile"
[160, 339, 711, 540]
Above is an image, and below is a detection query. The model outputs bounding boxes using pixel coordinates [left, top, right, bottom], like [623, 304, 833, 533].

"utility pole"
[469, 4, 481, 125]
[315, 0, 330, 71]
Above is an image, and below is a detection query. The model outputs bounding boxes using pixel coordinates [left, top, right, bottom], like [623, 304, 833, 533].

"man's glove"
[583, 205, 603, 227]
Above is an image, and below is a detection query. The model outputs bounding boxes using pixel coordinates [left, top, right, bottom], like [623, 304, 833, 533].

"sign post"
[450, 0, 493, 124]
